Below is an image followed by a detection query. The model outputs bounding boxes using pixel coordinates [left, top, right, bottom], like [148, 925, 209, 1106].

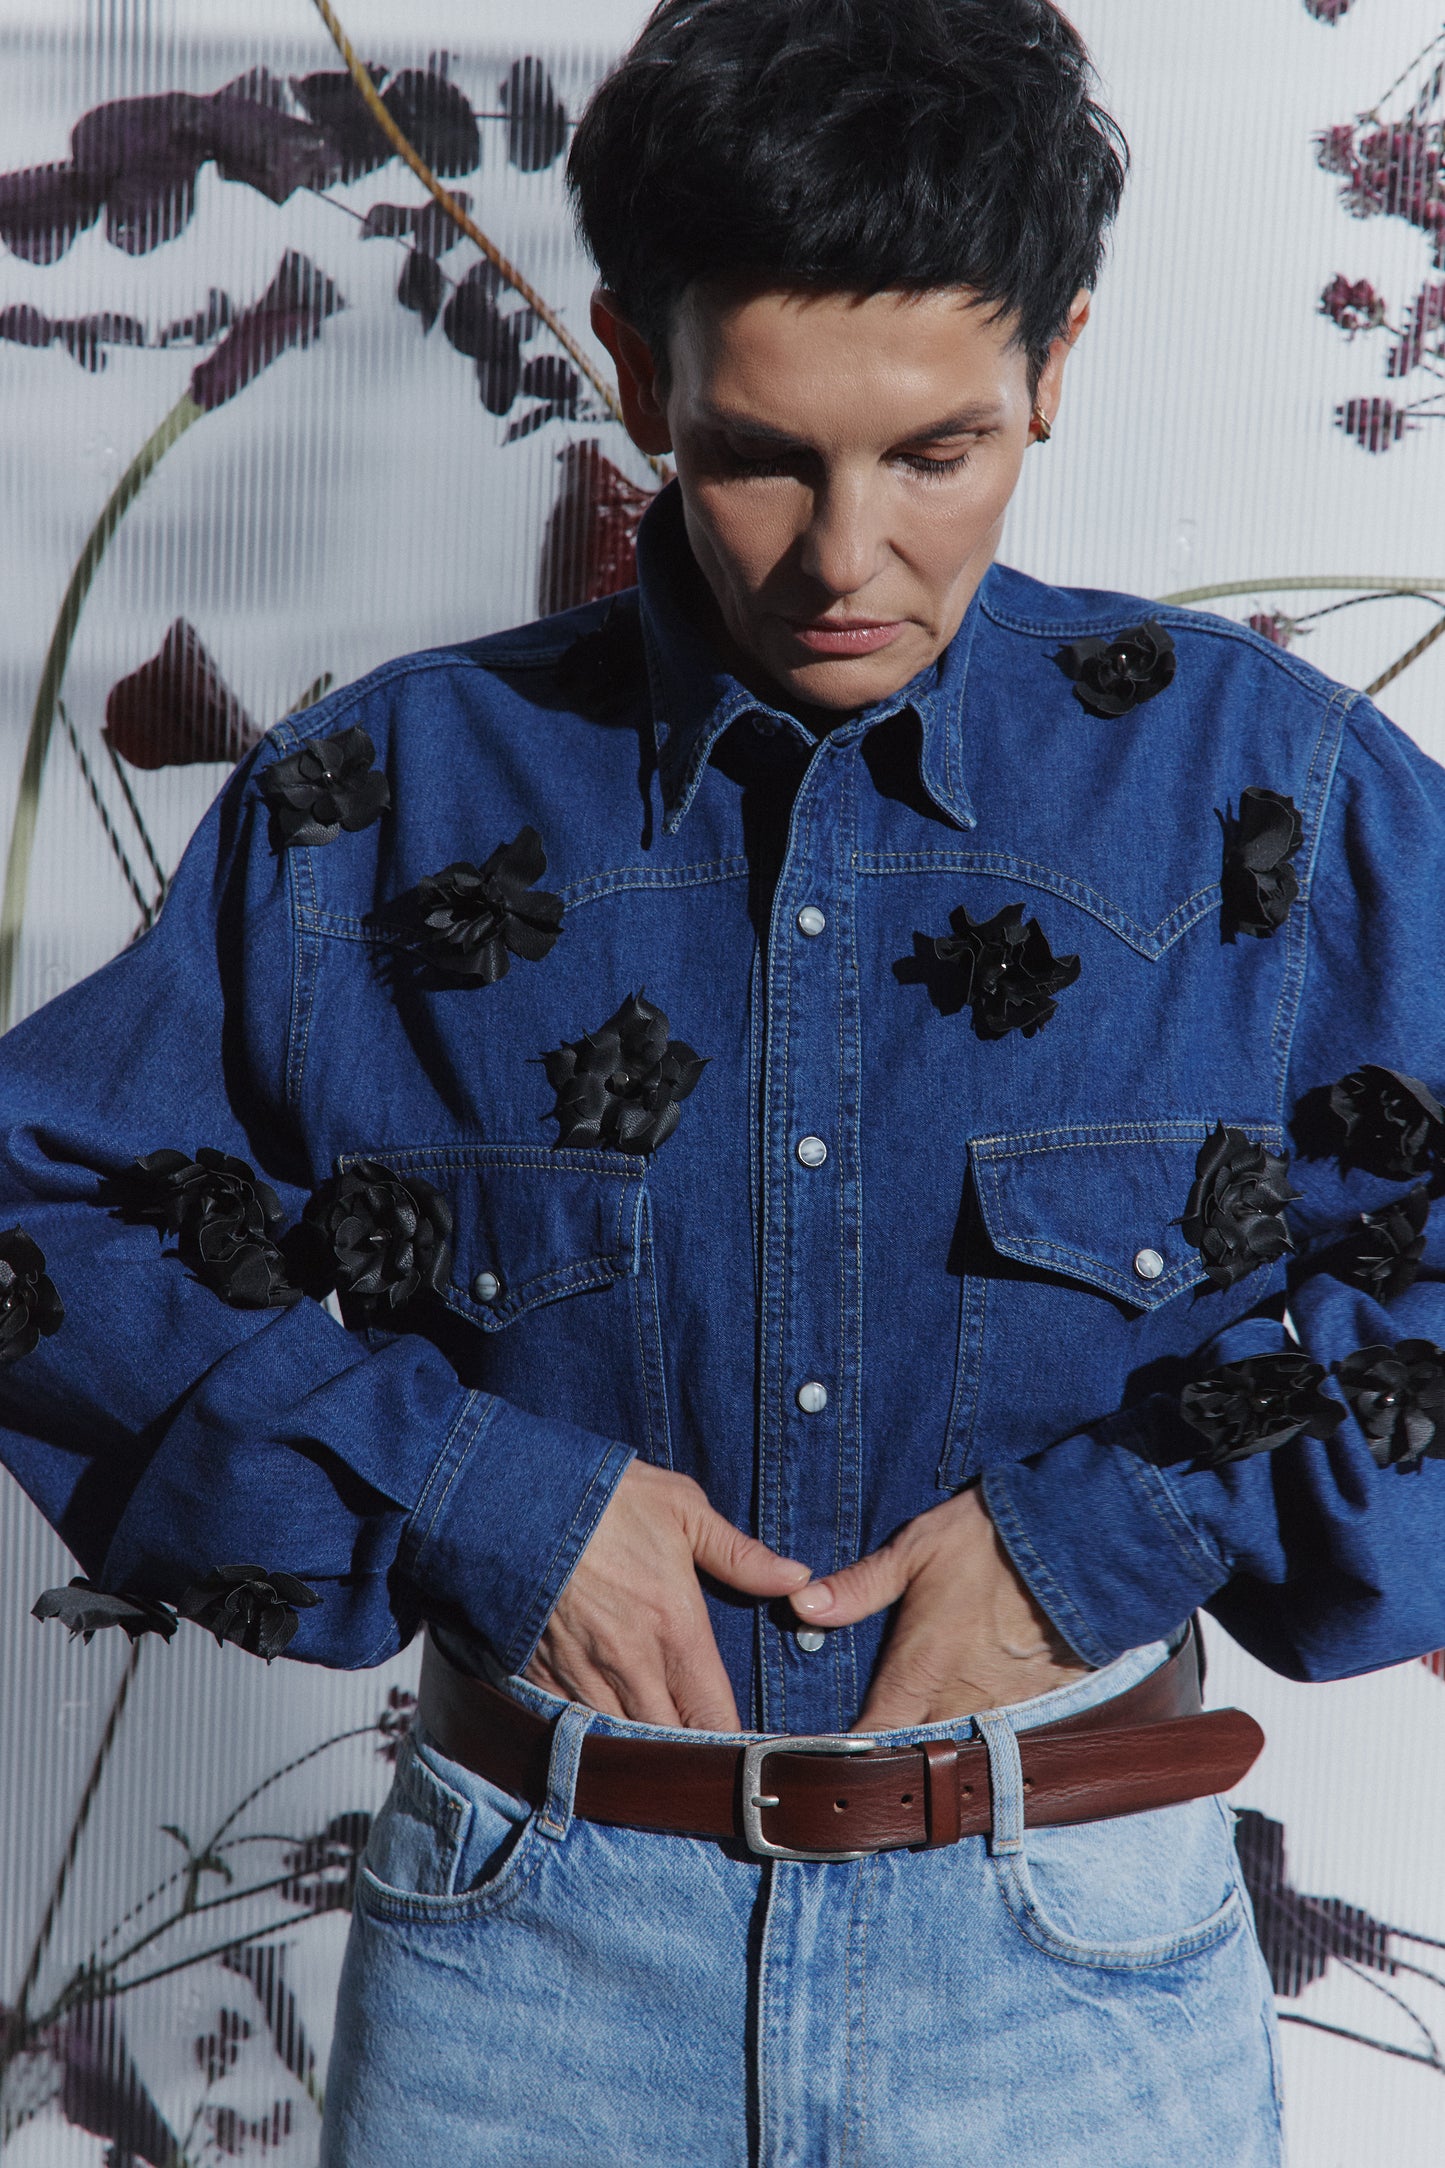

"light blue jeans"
[323, 1642, 1281, 2166]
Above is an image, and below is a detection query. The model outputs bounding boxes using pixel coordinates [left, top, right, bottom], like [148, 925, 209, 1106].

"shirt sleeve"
[0, 738, 632, 1674]
[984, 696, 1445, 1682]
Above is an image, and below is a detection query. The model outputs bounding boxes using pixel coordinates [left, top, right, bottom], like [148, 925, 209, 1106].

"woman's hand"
[525, 1461, 811, 1730]
[791, 1486, 1091, 1730]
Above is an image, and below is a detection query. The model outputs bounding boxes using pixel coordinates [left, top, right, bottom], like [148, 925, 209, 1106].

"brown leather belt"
[418, 1626, 1264, 1862]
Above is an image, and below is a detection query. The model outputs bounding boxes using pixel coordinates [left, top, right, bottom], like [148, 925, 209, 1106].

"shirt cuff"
[402, 1391, 635, 1675]
[981, 1408, 1232, 1669]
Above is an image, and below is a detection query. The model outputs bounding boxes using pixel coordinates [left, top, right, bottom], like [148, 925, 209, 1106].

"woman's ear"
[1034, 288, 1092, 426]
[590, 289, 674, 456]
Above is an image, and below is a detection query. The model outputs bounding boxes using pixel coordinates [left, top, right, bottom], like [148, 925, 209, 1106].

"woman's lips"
[783, 617, 908, 656]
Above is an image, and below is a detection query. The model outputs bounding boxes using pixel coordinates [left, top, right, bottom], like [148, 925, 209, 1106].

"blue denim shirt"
[4, 485, 1445, 1730]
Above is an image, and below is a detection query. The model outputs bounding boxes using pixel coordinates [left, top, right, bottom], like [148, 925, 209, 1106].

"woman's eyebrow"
[698, 401, 1006, 445]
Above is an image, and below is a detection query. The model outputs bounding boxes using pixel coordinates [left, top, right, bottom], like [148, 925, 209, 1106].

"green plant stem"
[102, 731, 169, 899]
[1368, 610, 1445, 697]
[2, 1641, 143, 2058]
[309, 0, 668, 483]
[58, 701, 155, 925]
[0, 392, 201, 1031]
[1157, 576, 1445, 699]
[1158, 576, 1445, 604]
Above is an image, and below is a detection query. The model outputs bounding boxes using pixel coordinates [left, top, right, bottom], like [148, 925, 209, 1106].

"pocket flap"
[967, 1120, 1286, 1311]
[337, 1144, 647, 1330]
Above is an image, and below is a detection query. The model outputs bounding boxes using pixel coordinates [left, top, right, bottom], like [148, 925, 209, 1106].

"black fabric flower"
[1179, 1352, 1344, 1465]
[32, 1578, 178, 1644]
[109, 1147, 299, 1309]
[179, 1564, 320, 1660]
[0, 1227, 63, 1365]
[1328, 1065, 1445, 1180]
[1055, 621, 1177, 717]
[543, 992, 706, 1155]
[1181, 1125, 1301, 1290]
[259, 725, 390, 849]
[1345, 1185, 1430, 1303]
[1334, 1340, 1445, 1470]
[415, 827, 564, 982]
[933, 903, 1080, 1040]
[303, 1161, 452, 1316]
[1220, 788, 1303, 938]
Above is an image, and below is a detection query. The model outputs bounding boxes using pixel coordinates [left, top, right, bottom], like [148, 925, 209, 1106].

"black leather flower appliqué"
[0, 1227, 63, 1365]
[1220, 788, 1303, 939]
[543, 991, 706, 1155]
[1328, 1065, 1445, 1180]
[33, 1578, 178, 1644]
[1345, 1185, 1430, 1304]
[1181, 1125, 1301, 1290]
[111, 1148, 299, 1309]
[1180, 1352, 1344, 1466]
[259, 726, 390, 849]
[179, 1564, 321, 1660]
[303, 1161, 452, 1316]
[415, 826, 564, 982]
[1334, 1340, 1445, 1470]
[933, 903, 1080, 1040]
[1055, 621, 1176, 718]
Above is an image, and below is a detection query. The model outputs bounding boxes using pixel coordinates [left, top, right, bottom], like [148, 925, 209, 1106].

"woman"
[4, 2, 1441, 2159]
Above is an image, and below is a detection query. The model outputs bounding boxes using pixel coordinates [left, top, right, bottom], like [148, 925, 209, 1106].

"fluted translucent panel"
[3, 2, 1445, 2162]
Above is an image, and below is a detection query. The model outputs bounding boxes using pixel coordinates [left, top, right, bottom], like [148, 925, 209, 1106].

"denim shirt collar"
[635, 484, 983, 836]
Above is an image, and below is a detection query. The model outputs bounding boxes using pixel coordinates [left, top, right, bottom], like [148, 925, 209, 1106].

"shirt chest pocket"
[341, 1144, 672, 1468]
[940, 1119, 1284, 1485]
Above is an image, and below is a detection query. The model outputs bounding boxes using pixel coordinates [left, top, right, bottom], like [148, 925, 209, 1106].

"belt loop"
[539, 1701, 596, 1841]
[921, 1739, 961, 1848]
[975, 1712, 1026, 1858]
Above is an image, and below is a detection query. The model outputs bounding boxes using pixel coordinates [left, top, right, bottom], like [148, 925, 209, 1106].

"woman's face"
[595, 280, 1089, 714]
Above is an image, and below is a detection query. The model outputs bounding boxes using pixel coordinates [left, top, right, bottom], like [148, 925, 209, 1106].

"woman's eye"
[899, 450, 974, 478]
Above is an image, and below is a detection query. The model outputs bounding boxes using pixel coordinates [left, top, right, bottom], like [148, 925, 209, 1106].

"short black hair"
[567, 0, 1127, 385]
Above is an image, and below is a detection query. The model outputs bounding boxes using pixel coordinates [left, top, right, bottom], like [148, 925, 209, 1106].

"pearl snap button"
[1133, 1249, 1165, 1283]
[796, 1380, 829, 1415]
[795, 1627, 826, 1654]
[797, 905, 826, 937]
[471, 1271, 501, 1303]
[796, 1135, 828, 1168]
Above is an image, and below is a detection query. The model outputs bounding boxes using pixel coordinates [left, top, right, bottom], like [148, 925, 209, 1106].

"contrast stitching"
[969, 1120, 1283, 1158]
[1271, 687, 1350, 1108]
[854, 850, 1220, 958]
[402, 1393, 497, 1580]
[299, 859, 751, 944]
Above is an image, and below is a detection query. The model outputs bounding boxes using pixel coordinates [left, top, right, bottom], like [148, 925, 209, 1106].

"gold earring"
[1030, 404, 1053, 445]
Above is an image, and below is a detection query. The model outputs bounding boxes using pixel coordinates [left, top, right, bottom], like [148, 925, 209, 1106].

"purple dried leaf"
[500, 59, 569, 171]
[0, 162, 104, 263]
[289, 64, 392, 181]
[105, 619, 260, 769]
[397, 250, 445, 332]
[381, 67, 480, 178]
[189, 250, 343, 412]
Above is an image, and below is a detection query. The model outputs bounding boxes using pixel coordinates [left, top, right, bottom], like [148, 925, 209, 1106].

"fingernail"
[793, 1584, 832, 1618]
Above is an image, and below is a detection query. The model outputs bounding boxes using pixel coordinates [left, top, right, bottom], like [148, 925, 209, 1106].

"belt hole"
[900, 1792, 913, 1805]
[834, 1797, 848, 1811]
[961, 1785, 972, 1797]
[1022, 1779, 1033, 1792]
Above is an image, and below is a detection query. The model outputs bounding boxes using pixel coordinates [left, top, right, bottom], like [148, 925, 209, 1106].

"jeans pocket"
[357, 1733, 543, 1923]
[991, 1794, 1245, 1970]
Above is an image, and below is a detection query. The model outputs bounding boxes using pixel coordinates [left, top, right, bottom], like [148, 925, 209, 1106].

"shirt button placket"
[758, 748, 860, 1731]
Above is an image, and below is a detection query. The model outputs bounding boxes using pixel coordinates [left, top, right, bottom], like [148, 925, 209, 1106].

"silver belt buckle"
[740, 1734, 879, 1862]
